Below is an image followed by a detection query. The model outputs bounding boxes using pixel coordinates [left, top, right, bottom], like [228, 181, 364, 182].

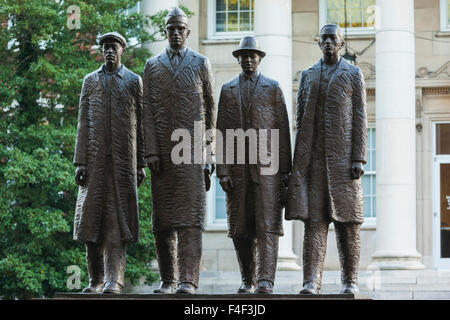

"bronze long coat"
[73, 65, 146, 244]
[143, 48, 215, 232]
[216, 74, 292, 238]
[286, 58, 367, 223]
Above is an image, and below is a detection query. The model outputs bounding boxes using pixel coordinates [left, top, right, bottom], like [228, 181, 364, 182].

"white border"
[318, 0, 376, 36]
[440, 0, 450, 32]
[207, 0, 255, 40]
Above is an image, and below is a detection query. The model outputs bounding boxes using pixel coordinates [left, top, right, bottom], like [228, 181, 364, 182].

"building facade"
[140, 0, 450, 272]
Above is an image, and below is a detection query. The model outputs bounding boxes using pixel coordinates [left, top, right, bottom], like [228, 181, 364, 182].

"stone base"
[51, 293, 370, 300]
[369, 251, 425, 270]
[276, 255, 302, 271]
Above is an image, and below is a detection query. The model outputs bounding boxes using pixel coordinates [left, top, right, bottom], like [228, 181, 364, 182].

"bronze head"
[318, 24, 345, 59]
[99, 32, 126, 71]
[233, 36, 265, 75]
[165, 7, 190, 50]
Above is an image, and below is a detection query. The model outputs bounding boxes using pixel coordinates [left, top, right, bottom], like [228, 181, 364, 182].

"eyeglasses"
[166, 26, 187, 34]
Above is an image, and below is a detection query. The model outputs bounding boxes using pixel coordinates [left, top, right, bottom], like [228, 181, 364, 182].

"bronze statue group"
[73, 7, 367, 295]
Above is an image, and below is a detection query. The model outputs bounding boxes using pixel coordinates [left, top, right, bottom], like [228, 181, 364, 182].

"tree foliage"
[0, 0, 192, 299]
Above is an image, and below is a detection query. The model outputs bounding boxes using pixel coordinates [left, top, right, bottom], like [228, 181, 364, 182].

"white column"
[369, 0, 424, 270]
[254, 0, 300, 271]
[140, 0, 178, 55]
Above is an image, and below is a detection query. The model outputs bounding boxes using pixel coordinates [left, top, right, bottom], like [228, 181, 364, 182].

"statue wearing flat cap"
[216, 36, 292, 294]
[142, 7, 215, 294]
[73, 31, 146, 294]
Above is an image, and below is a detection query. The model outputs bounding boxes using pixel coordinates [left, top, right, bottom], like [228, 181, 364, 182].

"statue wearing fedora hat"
[73, 32, 146, 294]
[142, 7, 215, 294]
[216, 36, 292, 294]
[286, 24, 367, 295]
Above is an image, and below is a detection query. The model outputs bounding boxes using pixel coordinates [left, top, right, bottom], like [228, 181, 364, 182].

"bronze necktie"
[172, 51, 179, 70]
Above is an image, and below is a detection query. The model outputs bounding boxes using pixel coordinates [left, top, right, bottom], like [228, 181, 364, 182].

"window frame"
[440, 0, 450, 32]
[363, 124, 376, 227]
[319, 0, 376, 36]
[207, 0, 255, 40]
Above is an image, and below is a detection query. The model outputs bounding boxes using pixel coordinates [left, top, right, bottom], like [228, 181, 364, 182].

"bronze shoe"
[340, 283, 359, 294]
[175, 282, 197, 294]
[237, 283, 255, 294]
[102, 281, 123, 294]
[82, 281, 104, 294]
[299, 282, 319, 294]
[255, 280, 273, 294]
[153, 281, 176, 294]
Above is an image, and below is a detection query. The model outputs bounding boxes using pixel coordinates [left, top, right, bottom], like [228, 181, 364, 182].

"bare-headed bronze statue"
[142, 7, 215, 294]
[216, 36, 292, 294]
[286, 24, 368, 295]
[73, 32, 146, 294]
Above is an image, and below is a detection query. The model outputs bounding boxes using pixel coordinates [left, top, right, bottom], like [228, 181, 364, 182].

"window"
[208, 0, 254, 39]
[436, 123, 450, 154]
[440, 0, 450, 32]
[206, 172, 227, 229]
[319, 0, 375, 35]
[362, 126, 376, 219]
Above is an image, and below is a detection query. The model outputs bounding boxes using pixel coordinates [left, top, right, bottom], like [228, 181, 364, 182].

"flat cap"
[99, 32, 127, 49]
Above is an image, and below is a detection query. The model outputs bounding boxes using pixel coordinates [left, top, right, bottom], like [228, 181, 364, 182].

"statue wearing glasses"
[142, 7, 215, 294]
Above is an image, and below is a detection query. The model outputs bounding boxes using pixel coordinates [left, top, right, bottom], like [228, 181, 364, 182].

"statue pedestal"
[52, 293, 371, 300]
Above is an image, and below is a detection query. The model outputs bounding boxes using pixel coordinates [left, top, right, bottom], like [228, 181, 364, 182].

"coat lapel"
[326, 58, 350, 98]
[249, 73, 265, 117]
[310, 61, 321, 101]
[174, 49, 197, 79]
[158, 50, 175, 75]
[229, 76, 243, 126]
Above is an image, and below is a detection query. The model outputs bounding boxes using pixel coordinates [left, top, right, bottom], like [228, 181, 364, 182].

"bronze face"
[165, 22, 190, 50]
[318, 25, 344, 59]
[102, 40, 124, 70]
[237, 51, 261, 75]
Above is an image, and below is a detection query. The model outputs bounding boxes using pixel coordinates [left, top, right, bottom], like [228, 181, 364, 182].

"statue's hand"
[75, 165, 87, 186]
[351, 161, 364, 180]
[204, 164, 215, 192]
[137, 167, 146, 187]
[219, 176, 234, 193]
[147, 155, 161, 175]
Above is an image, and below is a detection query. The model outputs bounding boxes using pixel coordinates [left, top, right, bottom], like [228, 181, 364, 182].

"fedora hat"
[232, 36, 266, 58]
[99, 32, 127, 49]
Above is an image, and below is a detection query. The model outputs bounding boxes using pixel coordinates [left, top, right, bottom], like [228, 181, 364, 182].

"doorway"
[433, 122, 450, 269]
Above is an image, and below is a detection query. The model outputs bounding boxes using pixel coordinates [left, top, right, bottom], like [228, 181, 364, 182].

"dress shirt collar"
[100, 64, 124, 77]
[167, 46, 188, 59]
[240, 71, 259, 82]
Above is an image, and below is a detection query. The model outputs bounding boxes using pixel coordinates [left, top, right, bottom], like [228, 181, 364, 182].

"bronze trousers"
[85, 157, 126, 287]
[232, 174, 279, 286]
[303, 220, 361, 291]
[304, 155, 362, 291]
[154, 227, 202, 288]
